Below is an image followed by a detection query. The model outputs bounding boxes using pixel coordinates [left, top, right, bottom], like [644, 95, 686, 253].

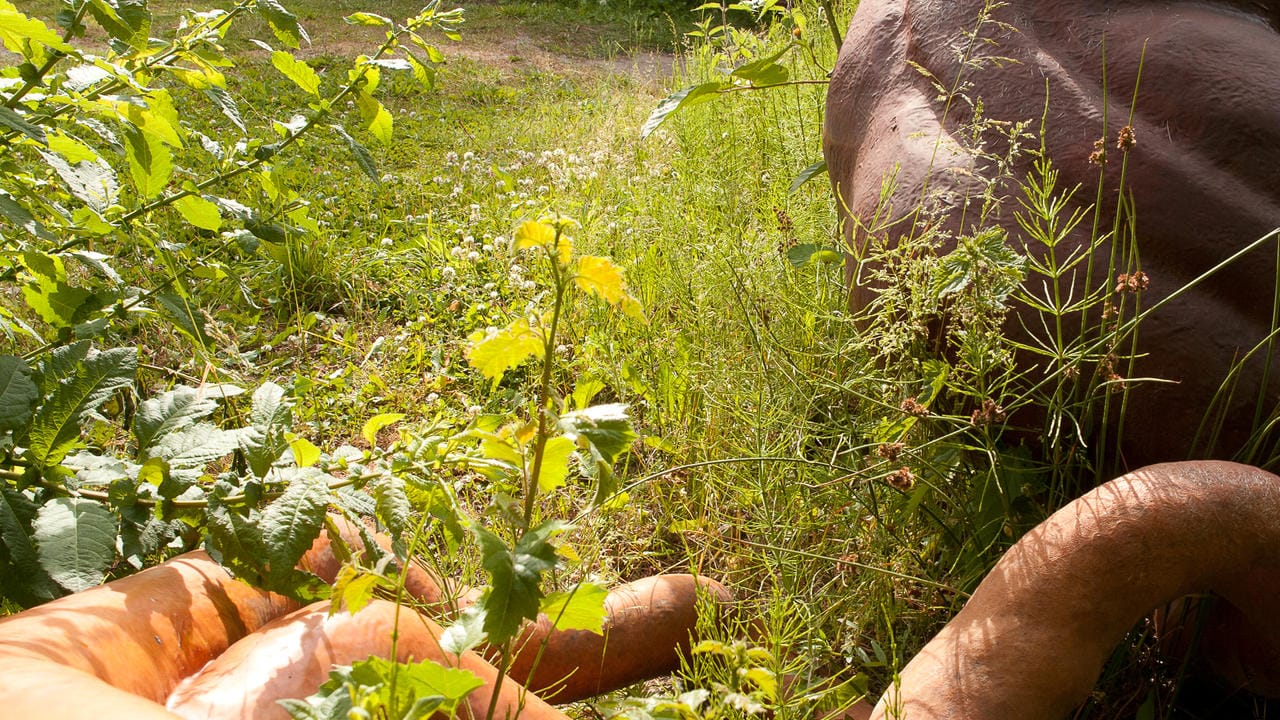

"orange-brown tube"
[167, 599, 569, 720]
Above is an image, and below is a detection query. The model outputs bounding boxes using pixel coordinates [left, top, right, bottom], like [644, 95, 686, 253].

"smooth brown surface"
[506, 574, 734, 701]
[167, 599, 569, 720]
[824, 0, 1280, 467]
[867, 461, 1280, 719]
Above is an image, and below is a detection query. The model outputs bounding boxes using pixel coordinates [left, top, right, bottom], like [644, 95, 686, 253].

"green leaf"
[330, 564, 383, 614]
[368, 472, 410, 537]
[641, 82, 723, 139]
[789, 159, 827, 194]
[26, 347, 136, 469]
[540, 582, 608, 633]
[0, 105, 45, 144]
[123, 126, 172, 199]
[0, 3, 75, 55]
[440, 604, 488, 655]
[132, 386, 218, 450]
[40, 149, 118, 214]
[330, 124, 379, 182]
[287, 433, 320, 467]
[155, 290, 213, 350]
[355, 92, 393, 144]
[0, 356, 38, 434]
[261, 467, 329, 585]
[271, 51, 321, 96]
[256, 0, 307, 48]
[21, 251, 92, 329]
[174, 193, 223, 231]
[534, 435, 575, 493]
[0, 488, 59, 604]
[362, 413, 404, 446]
[243, 381, 291, 477]
[205, 86, 245, 132]
[475, 521, 563, 645]
[466, 317, 544, 382]
[0, 190, 56, 241]
[786, 243, 842, 267]
[87, 0, 150, 49]
[345, 12, 392, 26]
[33, 497, 118, 593]
[559, 403, 637, 464]
[730, 47, 791, 85]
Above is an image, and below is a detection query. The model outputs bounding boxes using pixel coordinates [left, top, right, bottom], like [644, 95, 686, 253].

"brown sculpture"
[862, 460, 1280, 719]
[823, 0, 1280, 467]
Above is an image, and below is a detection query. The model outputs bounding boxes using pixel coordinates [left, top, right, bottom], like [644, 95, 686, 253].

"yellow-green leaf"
[356, 92, 393, 144]
[535, 435, 576, 492]
[575, 255, 628, 305]
[287, 433, 321, 467]
[271, 50, 321, 96]
[123, 127, 171, 199]
[0, 2, 74, 55]
[174, 194, 222, 231]
[362, 412, 405, 446]
[514, 219, 556, 250]
[467, 317, 544, 381]
[540, 582, 608, 634]
[46, 131, 99, 164]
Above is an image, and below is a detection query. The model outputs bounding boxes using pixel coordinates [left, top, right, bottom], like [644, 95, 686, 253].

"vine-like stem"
[520, 226, 568, 530]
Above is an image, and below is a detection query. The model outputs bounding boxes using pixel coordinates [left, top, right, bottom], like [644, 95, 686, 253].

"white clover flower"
[380, 173, 394, 183]
[522, 280, 536, 291]
[433, 176, 445, 184]
[427, 392, 440, 403]
[495, 236, 507, 246]
[441, 266, 457, 279]
[446, 151, 459, 164]
[463, 151, 475, 161]
[536, 185, 549, 194]
[467, 250, 480, 261]
[466, 405, 482, 415]
[380, 237, 393, 247]
[450, 246, 464, 258]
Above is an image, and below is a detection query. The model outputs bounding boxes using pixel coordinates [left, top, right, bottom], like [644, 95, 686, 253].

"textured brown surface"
[866, 461, 1280, 719]
[824, 0, 1280, 467]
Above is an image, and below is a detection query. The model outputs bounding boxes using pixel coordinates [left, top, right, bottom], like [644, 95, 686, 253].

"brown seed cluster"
[900, 396, 929, 417]
[1116, 124, 1137, 152]
[887, 466, 916, 492]
[1088, 137, 1107, 167]
[1115, 270, 1150, 294]
[877, 441, 905, 462]
[970, 398, 1006, 427]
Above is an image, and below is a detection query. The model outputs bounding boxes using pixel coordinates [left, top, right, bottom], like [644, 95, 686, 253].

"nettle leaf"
[540, 582, 608, 633]
[0, 355, 38, 434]
[256, 0, 308, 48]
[534, 435, 575, 493]
[0, 105, 46, 144]
[132, 386, 218, 450]
[33, 497, 118, 593]
[330, 124, 379, 182]
[344, 12, 392, 26]
[21, 251, 92, 329]
[243, 381, 292, 477]
[0, 190, 57, 241]
[559, 404, 637, 506]
[261, 467, 329, 585]
[87, 0, 151, 49]
[641, 82, 723, 139]
[355, 92, 393, 144]
[174, 193, 223, 231]
[466, 317, 544, 382]
[367, 472, 410, 538]
[0, 488, 60, 603]
[440, 604, 487, 655]
[26, 347, 136, 469]
[0, 3, 75, 55]
[475, 521, 564, 645]
[123, 126, 172, 199]
[271, 51, 321, 96]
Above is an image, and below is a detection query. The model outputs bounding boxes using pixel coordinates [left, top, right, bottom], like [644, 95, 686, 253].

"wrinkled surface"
[868, 461, 1280, 719]
[824, 0, 1280, 466]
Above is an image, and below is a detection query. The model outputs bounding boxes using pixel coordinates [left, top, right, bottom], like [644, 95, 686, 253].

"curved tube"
[869, 460, 1280, 719]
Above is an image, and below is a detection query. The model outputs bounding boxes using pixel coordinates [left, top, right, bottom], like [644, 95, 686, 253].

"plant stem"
[521, 234, 567, 529]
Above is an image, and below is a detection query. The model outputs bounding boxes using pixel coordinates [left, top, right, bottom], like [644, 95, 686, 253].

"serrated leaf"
[287, 433, 320, 467]
[0, 4, 75, 55]
[155, 290, 212, 350]
[367, 471, 410, 537]
[0, 105, 45, 144]
[475, 521, 562, 645]
[403, 50, 435, 89]
[256, 0, 307, 48]
[174, 193, 222, 231]
[20, 251, 91, 329]
[87, 0, 150, 49]
[0, 488, 59, 604]
[261, 467, 329, 585]
[535, 435, 575, 493]
[355, 92, 393, 144]
[362, 412, 404, 446]
[575, 255, 632, 306]
[26, 347, 136, 468]
[272, 51, 321, 96]
[0, 355, 38, 434]
[123, 126, 172, 199]
[540, 582, 608, 633]
[641, 82, 723, 139]
[440, 604, 488, 654]
[331, 564, 382, 614]
[133, 386, 218, 450]
[0, 190, 56, 241]
[33, 497, 118, 593]
[730, 54, 789, 85]
[205, 85, 245, 132]
[789, 158, 827, 194]
[148, 424, 242, 470]
[330, 124, 379, 182]
[466, 317, 544, 382]
[344, 11, 392, 26]
[559, 403, 637, 464]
